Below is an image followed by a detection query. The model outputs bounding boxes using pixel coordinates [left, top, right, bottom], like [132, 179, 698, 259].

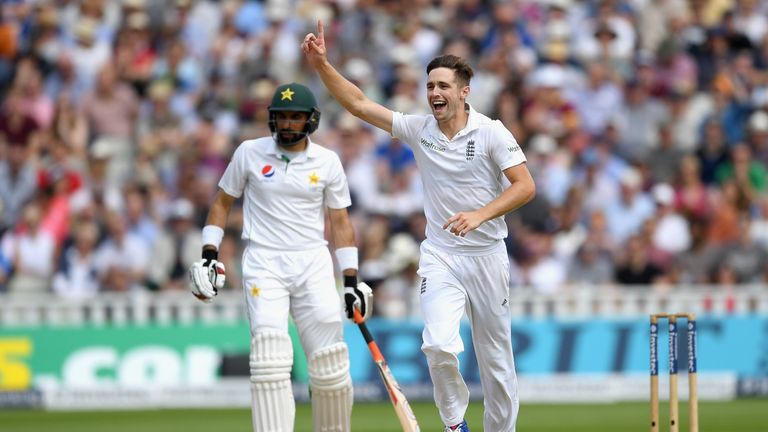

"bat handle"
[353, 307, 364, 324]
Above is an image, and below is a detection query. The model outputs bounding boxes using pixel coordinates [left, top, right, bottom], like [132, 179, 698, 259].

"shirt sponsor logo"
[420, 137, 446, 153]
[507, 144, 521, 153]
[261, 165, 275, 178]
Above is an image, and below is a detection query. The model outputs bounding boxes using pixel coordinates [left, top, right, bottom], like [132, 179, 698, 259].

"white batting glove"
[344, 279, 373, 322]
[189, 258, 226, 303]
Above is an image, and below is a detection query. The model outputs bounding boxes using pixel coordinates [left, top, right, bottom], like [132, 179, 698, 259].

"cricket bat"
[353, 308, 421, 432]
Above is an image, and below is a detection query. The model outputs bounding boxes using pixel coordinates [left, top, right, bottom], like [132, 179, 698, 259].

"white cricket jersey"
[392, 105, 527, 255]
[218, 137, 351, 251]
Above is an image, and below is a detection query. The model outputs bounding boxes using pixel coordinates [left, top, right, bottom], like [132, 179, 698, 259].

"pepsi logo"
[262, 165, 275, 178]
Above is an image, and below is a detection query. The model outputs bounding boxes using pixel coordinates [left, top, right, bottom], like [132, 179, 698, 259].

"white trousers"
[418, 242, 519, 432]
[241, 245, 344, 357]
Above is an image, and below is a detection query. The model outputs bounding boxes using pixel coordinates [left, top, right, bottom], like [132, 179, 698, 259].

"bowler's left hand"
[443, 211, 483, 237]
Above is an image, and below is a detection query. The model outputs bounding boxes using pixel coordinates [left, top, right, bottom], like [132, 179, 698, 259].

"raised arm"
[302, 20, 393, 134]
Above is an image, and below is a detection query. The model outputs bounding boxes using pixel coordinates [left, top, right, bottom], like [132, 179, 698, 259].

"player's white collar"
[430, 103, 481, 141]
[266, 137, 321, 161]
[464, 103, 481, 133]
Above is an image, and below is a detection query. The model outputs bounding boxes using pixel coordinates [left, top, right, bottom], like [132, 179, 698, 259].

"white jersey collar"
[431, 103, 481, 142]
[266, 137, 321, 162]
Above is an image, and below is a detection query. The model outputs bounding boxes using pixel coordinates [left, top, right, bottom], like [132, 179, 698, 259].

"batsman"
[188, 83, 372, 432]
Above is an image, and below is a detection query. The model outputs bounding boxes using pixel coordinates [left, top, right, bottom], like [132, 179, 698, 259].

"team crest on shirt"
[465, 140, 475, 160]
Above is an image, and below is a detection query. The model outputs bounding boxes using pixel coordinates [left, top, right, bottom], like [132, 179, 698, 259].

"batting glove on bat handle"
[344, 277, 373, 322]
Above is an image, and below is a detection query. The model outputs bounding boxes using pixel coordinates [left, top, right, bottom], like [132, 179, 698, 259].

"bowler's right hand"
[301, 20, 327, 69]
[189, 256, 226, 303]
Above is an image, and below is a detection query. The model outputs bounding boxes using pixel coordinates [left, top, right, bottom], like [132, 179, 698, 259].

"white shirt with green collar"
[218, 137, 351, 251]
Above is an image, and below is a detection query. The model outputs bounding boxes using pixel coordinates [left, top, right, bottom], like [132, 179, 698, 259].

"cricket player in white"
[188, 82, 373, 432]
[303, 21, 536, 432]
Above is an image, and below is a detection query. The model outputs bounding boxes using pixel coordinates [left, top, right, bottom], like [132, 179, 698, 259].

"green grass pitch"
[1, 400, 765, 431]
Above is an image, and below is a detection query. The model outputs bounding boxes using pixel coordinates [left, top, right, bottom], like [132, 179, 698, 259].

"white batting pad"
[250, 329, 295, 432]
[307, 342, 353, 432]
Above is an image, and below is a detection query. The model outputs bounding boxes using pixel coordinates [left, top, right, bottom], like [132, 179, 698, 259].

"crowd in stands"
[1, 0, 767, 319]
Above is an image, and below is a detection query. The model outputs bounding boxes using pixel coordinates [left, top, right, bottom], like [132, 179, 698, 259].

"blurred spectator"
[517, 229, 568, 293]
[717, 215, 768, 283]
[93, 209, 149, 292]
[576, 143, 622, 213]
[575, 14, 634, 80]
[567, 239, 614, 286]
[650, 182, 691, 255]
[675, 217, 720, 284]
[370, 136, 422, 217]
[152, 37, 203, 99]
[335, 112, 378, 213]
[67, 17, 111, 92]
[732, 0, 768, 45]
[747, 110, 768, 165]
[114, 11, 156, 96]
[82, 63, 139, 141]
[52, 94, 89, 158]
[123, 183, 159, 248]
[359, 215, 391, 286]
[674, 155, 711, 220]
[552, 185, 587, 260]
[615, 234, 664, 285]
[13, 58, 55, 129]
[0, 202, 56, 294]
[0, 248, 11, 293]
[636, 0, 689, 54]
[604, 167, 655, 243]
[664, 86, 714, 153]
[707, 179, 747, 244]
[523, 64, 581, 138]
[0, 139, 37, 233]
[645, 122, 685, 184]
[696, 118, 729, 185]
[0, 91, 39, 151]
[709, 56, 754, 144]
[52, 220, 101, 299]
[715, 142, 768, 201]
[653, 38, 698, 98]
[147, 198, 201, 291]
[525, 133, 572, 207]
[375, 233, 421, 319]
[569, 60, 622, 136]
[612, 80, 668, 162]
[0, 6, 19, 87]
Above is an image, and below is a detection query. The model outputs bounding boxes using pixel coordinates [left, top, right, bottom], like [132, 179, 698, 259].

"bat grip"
[354, 308, 374, 343]
[353, 307, 365, 324]
[354, 308, 384, 362]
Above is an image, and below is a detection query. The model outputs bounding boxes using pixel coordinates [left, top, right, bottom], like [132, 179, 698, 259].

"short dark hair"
[426, 55, 474, 87]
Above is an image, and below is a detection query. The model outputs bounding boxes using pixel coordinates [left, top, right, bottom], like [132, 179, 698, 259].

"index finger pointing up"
[317, 20, 324, 39]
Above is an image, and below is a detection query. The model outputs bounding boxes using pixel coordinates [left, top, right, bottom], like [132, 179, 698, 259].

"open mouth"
[432, 100, 446, 114]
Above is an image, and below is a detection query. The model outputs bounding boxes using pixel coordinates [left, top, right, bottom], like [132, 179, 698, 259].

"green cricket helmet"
[267, 83, 321, 146]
